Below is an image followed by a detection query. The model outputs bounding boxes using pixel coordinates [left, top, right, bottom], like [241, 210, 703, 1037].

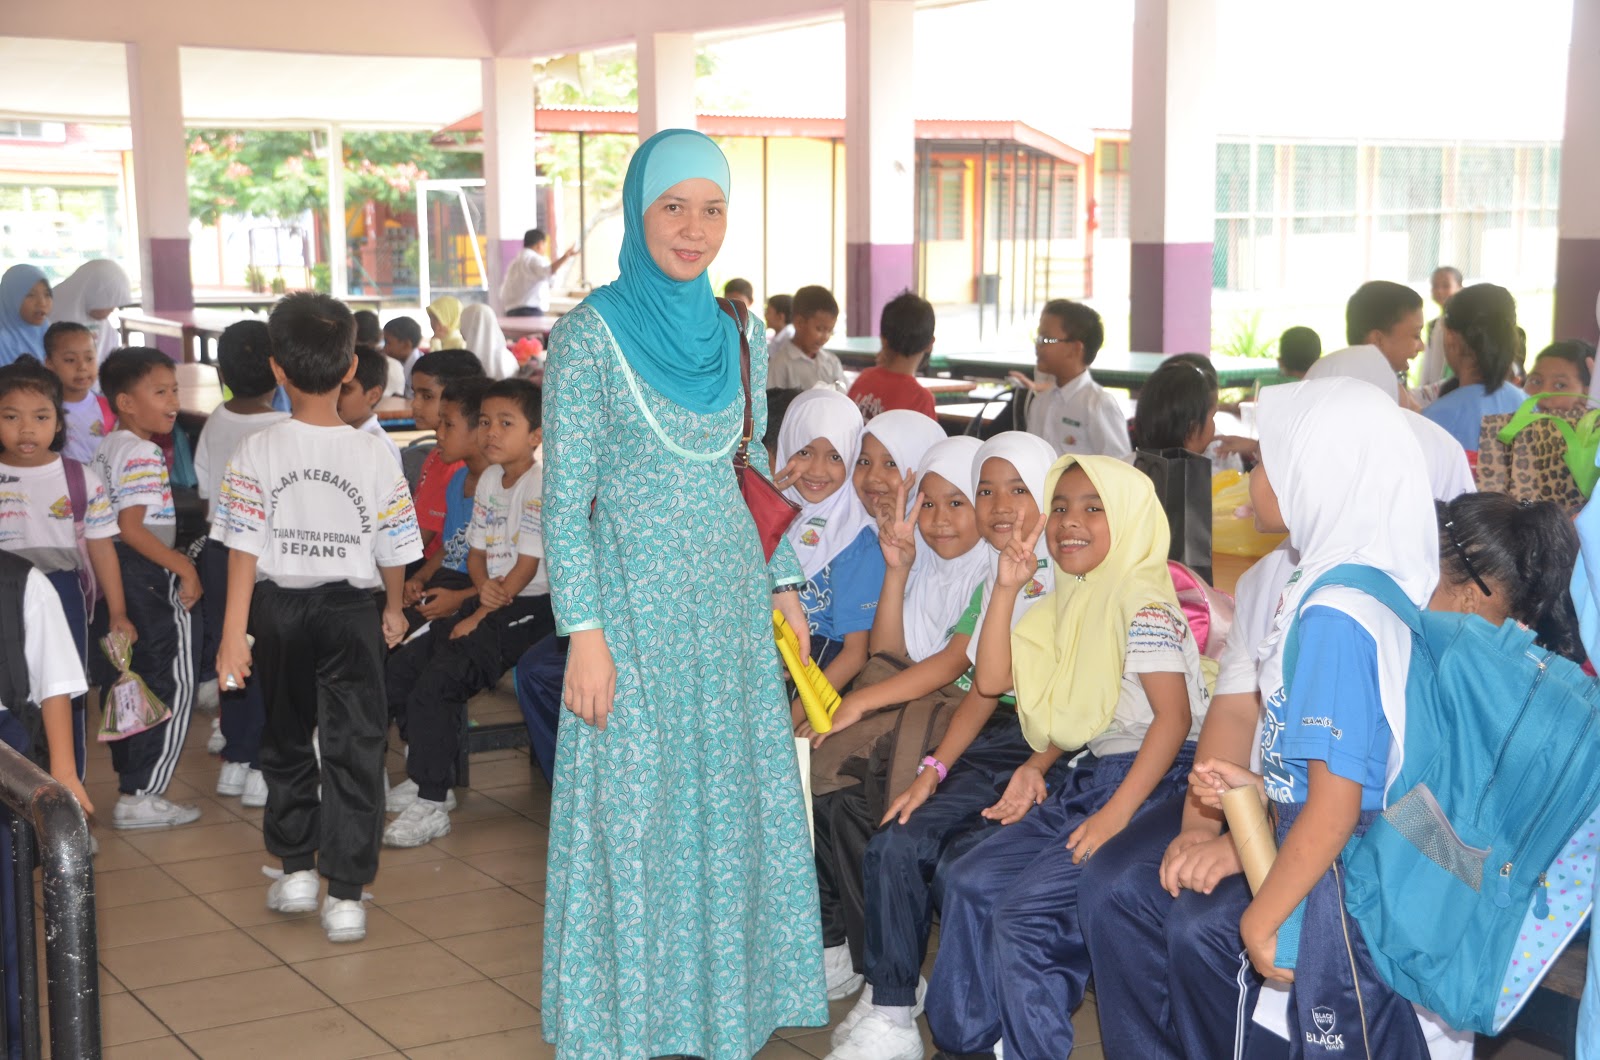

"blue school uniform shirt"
[1420, 381, 1527, 451]
[440, 465, 473, 574]
[1261, 606, 1391, 812]
[798, 527, 885, 644]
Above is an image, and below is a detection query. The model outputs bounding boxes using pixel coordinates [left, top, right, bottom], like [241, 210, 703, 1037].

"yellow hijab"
[428, 296, 466, 349]
[1011, 454, 1178, 752]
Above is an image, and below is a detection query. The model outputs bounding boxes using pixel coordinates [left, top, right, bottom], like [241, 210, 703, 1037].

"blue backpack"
[1285, 564, 1600, 1034]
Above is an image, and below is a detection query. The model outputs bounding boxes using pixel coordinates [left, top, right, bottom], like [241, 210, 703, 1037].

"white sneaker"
[196, 678, 219, 714]
[825, 1008, 924, 1060]
[382, 798, 451, 847]
[321, 895, 366, 943]
[832, 978, 926, 1048]
[112, 794, 202, 830]
[824, 942, 864, 1001]
[385, 778, 456, 814]
[240, 768, 268, 808]
[264, 868, 320, 914]
[993, 1042, 1005, 1059]
[207, 717, 226, 755]
[216, 761, 249, 796]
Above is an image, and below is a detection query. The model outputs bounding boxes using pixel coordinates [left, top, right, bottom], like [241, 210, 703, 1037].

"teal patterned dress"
[540, 303, 828, 1058]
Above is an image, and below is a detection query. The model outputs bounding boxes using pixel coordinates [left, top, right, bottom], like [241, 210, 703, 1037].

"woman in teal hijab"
[541, 129, 827, 1058]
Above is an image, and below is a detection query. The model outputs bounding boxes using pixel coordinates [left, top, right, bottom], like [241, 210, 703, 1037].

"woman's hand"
[1160, 830, 1243, 896]
[881, 767, 940, 826]
[876, 476, 922, 571]
[775, 589, 811, 666]
[1189, 757, 1264, 811]
[564, 628, 617, 730]
[982, 764, 1047, 825]
[1067, 805, 1131, 864]
[1241, 902, 1294, 983]
[995, 514, 1046, 590]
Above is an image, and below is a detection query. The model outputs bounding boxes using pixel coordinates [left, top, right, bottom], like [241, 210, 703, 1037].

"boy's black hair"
[42, 321, 92, 359]
[522, 227, 547, 249]
[763, 387, 803, 453]
[0, 356, 67, 453]
[483, 378, 542, 430]
[216, 320, 278, 399]
[880, 290, 936, 358]
[1135, 357, 1217, 451]
[723, 278, 754, 301]
[1041, 298, 1105, 363]
[1433, 265, 1464, 286]
[793, 285, 839, 320]
[381, 315, 423, 349]
[1533, 340, 1596, 387]
[1435, 494, 1584, 663]
[352, 344, 388, 394]
[411, 348, 485, 385]
[1441, 283, 1519, 395]
[766, 294, 793, 324]
[100, 347, 175, 411]
[1345, 281, 1424, 345]
[1277, 326, 1322, 374]
[441, 375, 493, 423]
[353, 310, 382, 348]
[269, 291, 356, 395]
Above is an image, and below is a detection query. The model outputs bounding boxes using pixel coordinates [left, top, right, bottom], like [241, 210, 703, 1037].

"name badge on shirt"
[800, 515, 827, 548]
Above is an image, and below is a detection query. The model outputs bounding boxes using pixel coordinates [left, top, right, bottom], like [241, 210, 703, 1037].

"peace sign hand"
[994, 513, 1047, 590]
[772, 454, 803, 494]
[877, 473, 922, 570]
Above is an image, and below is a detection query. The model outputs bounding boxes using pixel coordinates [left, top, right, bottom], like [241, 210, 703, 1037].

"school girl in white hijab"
[458, 302, 518, 379]
[49, 259, 131, 362]
[963, 432, 1058, 668]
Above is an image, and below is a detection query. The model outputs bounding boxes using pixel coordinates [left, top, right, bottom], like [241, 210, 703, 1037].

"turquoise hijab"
[0, 264, 50, 368]
[585, 129, 740, 415]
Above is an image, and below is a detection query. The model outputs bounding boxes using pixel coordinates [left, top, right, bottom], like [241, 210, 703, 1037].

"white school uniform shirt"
[0, 568, 87, 714]
[193, 404, 291, 513]
[90, 429, 176, 548]
[468, 462, 548, 597]
[210, 419, 422, 590]
[355, 415, 404, 473]
[384, 357, 406, 398]
[401, 348, 422, 399]
[0, 458, 118, 573]
[1025, 370, 1133, 462]
[767, 331, 846, 391]
[499, 248, 555, 313]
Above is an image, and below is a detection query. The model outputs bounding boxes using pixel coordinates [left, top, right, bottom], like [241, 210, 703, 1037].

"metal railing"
[0, 740, 99, 1059]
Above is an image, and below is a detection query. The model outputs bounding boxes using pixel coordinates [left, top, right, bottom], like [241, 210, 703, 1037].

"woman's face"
[974, 457, 1040, 551]
[1527, 355, 1590, 413]
[642, 178, 727, 282]
[915, 471, 980, 560]
[19, 281, 51, 326]
[853, 433, 906, 519]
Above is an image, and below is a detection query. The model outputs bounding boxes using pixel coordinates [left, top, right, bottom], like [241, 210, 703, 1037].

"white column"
[843, 0, 916, 337]
[125, 40, 193, 320]
[482, 57, 539, 312]
[1555, 0, 1600, 343]
[636, 33, 698, 141]
[1128, 0, 1216, 353]
[327, 123, 348, 298]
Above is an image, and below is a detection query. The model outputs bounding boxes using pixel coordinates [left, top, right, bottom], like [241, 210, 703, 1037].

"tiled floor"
[46, 716, 1565, 1059]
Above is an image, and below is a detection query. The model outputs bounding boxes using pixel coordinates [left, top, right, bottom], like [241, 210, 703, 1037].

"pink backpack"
[1168, 560, 1234, 659]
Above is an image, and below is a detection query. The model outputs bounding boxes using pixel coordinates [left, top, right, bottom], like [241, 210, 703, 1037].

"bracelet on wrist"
[916, 755, 949, 784]
[772, 584, 801, 596]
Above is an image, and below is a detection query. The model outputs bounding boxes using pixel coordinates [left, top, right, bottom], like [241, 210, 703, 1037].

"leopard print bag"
[1476, 408, 1588, 514]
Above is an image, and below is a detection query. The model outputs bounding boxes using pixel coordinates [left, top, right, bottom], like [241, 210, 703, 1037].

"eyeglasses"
[1443, 519, 1493, 597]
[1033, 335, 1074, 346]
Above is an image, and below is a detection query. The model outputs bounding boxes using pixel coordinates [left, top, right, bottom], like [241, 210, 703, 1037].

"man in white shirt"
[499, 228, 577, 317]
[1024, 299, 1133, 461]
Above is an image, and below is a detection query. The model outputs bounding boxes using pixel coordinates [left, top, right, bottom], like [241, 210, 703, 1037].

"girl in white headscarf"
[458, 302, 517, 379]
[49, 259, 132, 362]
[851, 410, 947, 522]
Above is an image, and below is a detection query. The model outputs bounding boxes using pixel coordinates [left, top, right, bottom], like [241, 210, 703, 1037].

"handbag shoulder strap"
[717, 298, 754, 468]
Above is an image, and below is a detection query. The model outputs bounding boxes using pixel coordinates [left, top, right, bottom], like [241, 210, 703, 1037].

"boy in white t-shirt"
[193, 320, 290, 808]
[91, 347, 203, 830]
[383, 378, 554, 848]
[213, 293, 423, 944]
[1024, 299, 1133, 462]
[337, 344, 403, 471]
[43, 323, 115, 464]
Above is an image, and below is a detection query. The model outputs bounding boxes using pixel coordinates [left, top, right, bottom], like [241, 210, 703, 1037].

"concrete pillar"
[125, 40, 193, 336]
[1555, 0, 1600, 344]
[482, 58, 539, 311]
[327, 123, 348, 298]
[843, 0, 916, 338]
[1128, 0, 1216, 354]
[636, 33, 697, 142]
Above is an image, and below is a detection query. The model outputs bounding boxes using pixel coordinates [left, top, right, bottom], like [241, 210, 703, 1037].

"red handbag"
[719, 299, 800, 560]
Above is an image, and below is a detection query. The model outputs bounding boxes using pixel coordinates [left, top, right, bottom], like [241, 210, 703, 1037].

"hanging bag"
[1476, 394, 1600, 513]
[717, 298, 800, 560]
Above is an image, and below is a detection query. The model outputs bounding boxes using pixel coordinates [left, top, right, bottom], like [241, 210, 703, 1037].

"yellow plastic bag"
[1212, 469, 1289, 558]
[773, 610, 841, 733]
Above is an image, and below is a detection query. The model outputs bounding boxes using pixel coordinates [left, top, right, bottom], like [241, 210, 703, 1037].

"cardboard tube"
[1222, 785, 1277, 894]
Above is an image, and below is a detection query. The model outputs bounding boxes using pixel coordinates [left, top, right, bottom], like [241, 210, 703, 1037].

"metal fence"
[0, 741, 100, 1059]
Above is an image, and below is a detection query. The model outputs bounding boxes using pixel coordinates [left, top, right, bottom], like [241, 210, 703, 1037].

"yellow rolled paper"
[773, 610, 841, 734]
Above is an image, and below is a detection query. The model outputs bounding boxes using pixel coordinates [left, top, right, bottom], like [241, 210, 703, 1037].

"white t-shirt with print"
[194, 404, 291, 512]
[90, 429, 176, 548]
[1026, 370, 1133, 462]
[210, 419, 422, 590]
[0, 568, 88, 714]
[61, 393, 111, 464]
[468, 462, 547, 597]
[1087, 602, 1211, 758]
[0, 458, 118, 573]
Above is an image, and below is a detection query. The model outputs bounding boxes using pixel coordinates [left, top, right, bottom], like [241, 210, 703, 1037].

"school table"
[119, 310, 261, 365]
[188, 293, 387, 311]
